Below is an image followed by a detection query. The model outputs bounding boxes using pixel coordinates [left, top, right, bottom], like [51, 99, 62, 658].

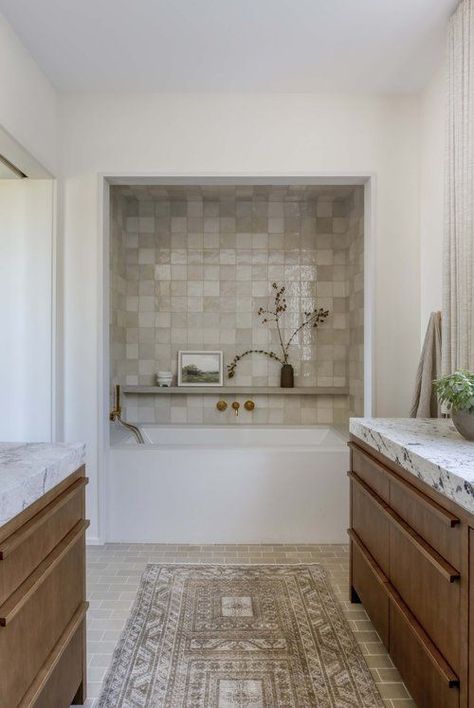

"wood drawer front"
[0, 477, 87, 606]
[0, 521, 87, 708]
[26, 621, 83, 708]
[350, 472, 389, 575]
[19, 606, 87, 708]
[389, 473, 461, 569]
[389, 594, 459, 708]
[350, 445, 390, 502]
[350, 530, 389, 648]
[389, 518, 461, 674]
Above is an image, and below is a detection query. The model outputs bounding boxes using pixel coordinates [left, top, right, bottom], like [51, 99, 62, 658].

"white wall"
[0, 179, 54, 441]
[59, 91, 422, 541]
[419, 62, 446, 335]
[0, 13, 58, 442]
[0, 13, 57, 175]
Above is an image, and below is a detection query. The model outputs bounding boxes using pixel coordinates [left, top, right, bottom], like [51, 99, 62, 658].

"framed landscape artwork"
[177, 351, 224, 386]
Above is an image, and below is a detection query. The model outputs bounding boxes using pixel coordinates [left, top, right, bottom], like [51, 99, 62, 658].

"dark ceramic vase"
[451, 410, 474, 441]
[280, 364, 294, 388]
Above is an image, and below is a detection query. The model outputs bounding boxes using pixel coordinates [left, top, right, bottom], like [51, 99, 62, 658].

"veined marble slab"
[349, 418, 474, 514]
[0, 442, 86, 527]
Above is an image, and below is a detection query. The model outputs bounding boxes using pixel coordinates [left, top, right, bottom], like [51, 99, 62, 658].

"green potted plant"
[433, 370, 474, 440]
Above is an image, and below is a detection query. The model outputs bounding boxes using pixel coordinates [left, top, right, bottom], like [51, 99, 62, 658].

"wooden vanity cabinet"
[349, 438, 474, 708]
[0, 466, 88, 708]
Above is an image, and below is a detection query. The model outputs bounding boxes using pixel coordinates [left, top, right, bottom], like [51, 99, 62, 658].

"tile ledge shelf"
[122, 385, 349, 396]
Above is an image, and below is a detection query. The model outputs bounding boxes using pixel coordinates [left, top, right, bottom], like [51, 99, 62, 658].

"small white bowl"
[156, 372, 173, 387]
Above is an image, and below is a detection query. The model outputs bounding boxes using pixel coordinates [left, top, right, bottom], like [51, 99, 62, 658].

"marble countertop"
[349, 418, 474, 514]
[0, 442, 86, 528]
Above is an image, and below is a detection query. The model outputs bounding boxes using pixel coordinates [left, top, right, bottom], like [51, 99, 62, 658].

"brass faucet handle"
[216, 400, 228, 412]
[244, 400, 255, 411]
[231, 401, 240, 416]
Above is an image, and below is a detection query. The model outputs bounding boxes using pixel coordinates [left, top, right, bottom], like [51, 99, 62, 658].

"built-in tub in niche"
[108, 425, 349, 544]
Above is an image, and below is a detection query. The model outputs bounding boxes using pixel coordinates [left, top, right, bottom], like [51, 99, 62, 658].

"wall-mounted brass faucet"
[109, 383, 122, 421]
[216, 399, 255, 415]
[110, 384, 145, 444]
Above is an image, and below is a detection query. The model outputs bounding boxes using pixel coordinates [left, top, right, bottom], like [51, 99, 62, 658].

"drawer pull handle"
[349, 471, 460, 583]
[389, 588, 459, 688]
[17, 601, 89, 707]
[348, 469, 386, 512]
[385, 507, 460, 583]
[0, 477, 89, 560]
[0, 519, 89, 626]
[348, 528, 390, 586]
[349, 529, 459, 689]
[349, 442, 460, 527]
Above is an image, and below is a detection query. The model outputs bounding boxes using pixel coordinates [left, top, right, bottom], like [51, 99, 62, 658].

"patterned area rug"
[98, 564, 383, 707]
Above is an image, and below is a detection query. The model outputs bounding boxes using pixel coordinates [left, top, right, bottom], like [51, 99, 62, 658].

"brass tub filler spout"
[231, 401, 240, 416]
[110, 384, 145, 444]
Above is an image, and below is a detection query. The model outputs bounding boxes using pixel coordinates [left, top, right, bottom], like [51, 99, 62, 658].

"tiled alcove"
[110, 185, 364, 425]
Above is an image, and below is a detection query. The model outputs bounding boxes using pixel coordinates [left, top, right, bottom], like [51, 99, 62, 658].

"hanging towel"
[410, 311, 442, 418]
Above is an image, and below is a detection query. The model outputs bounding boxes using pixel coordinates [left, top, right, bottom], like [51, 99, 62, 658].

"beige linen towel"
[410, 311, 442, 418]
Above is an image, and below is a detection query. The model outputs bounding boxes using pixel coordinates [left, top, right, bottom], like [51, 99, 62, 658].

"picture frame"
[177, 350, 224, 387]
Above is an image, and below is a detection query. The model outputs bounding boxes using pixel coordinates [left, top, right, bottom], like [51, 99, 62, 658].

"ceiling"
[0, 0, 458, 93]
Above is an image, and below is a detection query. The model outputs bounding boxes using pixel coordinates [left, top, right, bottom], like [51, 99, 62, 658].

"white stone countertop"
[0, 442, 86, 528]
[349, 418, 474, 514]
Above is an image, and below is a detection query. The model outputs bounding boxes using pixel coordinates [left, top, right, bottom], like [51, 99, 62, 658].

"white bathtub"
[108, 425, 349, 544]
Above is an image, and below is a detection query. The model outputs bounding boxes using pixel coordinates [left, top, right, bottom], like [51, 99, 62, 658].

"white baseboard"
[86, 535, 103, 546]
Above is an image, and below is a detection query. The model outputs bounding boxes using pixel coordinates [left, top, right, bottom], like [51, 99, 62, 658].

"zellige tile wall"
[109, 186, 364, 425]
[346, 188, 364, 417]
